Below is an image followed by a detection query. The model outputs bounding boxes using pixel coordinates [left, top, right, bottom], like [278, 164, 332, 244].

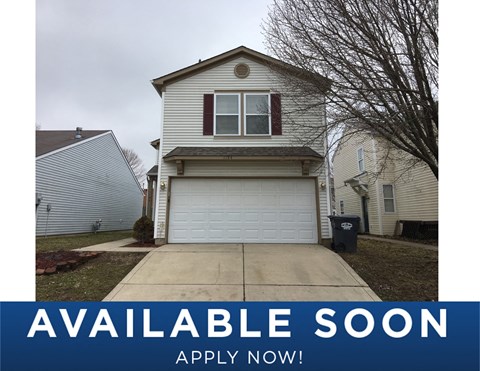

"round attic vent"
[234, 63, 250, 78]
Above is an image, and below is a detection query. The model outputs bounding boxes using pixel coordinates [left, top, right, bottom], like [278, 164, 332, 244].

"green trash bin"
[328, 215, 360, 253]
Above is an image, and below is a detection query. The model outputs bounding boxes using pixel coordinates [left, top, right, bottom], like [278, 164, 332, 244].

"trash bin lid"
[328, 214, 360, 220]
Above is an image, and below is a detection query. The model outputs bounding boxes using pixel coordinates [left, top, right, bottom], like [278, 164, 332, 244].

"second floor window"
[245, 94, 270, 135]
[357, 148, 365, 172]
[215, 94, 240, 135]
[214, 93, 270, 136]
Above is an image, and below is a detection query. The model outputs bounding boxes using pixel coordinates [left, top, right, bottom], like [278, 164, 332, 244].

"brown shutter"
[271, 93, 282, 135]
[203, 94, 214, 135]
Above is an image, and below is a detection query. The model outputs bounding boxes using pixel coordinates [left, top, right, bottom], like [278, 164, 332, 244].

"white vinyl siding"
[155, 56, 330, 240]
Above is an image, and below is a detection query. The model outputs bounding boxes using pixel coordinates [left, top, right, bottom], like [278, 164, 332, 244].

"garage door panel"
[168, 178, 318, 243]
[245, 212, 260, 222]
[296, 194, 316, 207]
[298, 212, 314, 223]
[262, 212, 277, 222]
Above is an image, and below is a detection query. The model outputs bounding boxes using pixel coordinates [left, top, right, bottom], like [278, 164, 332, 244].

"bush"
[133, 216, 154, 243]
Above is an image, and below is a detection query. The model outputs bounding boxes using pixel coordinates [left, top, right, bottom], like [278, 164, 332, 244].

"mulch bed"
[36, 251, 102, 275]
[375, 234, 438, 246]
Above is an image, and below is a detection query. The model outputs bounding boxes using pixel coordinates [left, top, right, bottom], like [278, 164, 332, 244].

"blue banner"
[1, 302, 479, 370]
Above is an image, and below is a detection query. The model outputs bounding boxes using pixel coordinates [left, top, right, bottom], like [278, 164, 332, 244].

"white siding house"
[333, 131, 438, 238]
[36, 129, 144, 236]
[150, 46, 332, 244]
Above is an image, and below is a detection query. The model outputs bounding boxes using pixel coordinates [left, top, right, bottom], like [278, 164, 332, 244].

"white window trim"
[357, 147, 365, 172]
[214, 93, 241, 136]
[244, 93, 271, 136]
[382, 184, 396, 214]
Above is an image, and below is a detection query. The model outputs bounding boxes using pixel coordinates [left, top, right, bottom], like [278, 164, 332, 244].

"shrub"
[133, 216, 154, 243]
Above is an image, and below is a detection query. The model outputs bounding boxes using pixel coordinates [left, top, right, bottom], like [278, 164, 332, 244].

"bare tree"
[263, 0, 438, 179]
[122, 147, 146, 185]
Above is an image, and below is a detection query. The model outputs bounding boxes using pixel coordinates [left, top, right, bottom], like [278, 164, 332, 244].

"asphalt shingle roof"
[163, 146, 323, 160]
[36, 130, 110, 157]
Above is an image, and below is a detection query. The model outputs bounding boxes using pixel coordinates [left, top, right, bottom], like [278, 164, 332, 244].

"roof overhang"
[163, 146, 324, 163]
[150, 138, 160, 149]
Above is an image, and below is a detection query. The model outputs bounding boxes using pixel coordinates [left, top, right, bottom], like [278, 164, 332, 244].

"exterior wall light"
[160, 181, 166, 191]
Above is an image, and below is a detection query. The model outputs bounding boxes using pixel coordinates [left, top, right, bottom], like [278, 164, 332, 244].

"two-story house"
[332, 130, 438, 238]
[150, 46, 332, 245]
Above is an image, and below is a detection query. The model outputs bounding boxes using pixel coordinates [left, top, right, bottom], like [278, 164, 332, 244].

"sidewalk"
[73, 238, 157, 252]
[358, 235, 438, 251]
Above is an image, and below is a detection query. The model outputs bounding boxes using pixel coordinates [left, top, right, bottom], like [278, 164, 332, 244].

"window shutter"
[271, 93, 282, 135]
[203, 94, 214, 135]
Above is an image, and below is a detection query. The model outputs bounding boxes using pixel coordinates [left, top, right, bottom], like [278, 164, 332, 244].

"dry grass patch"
[338, 239, 437, 301]
[36, 252, 147, 301]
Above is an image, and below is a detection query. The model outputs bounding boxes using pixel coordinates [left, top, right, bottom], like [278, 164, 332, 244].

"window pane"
[383, 185, 393, 198]
[246, 94, 269, 114]
[216, 95, 239, 114]
[216, 115, 239, 134]
[358, 159, 364, 172]
[358, 148, 364, 159]
[384, 199, 395, 212]
[246, 115, 269, 134]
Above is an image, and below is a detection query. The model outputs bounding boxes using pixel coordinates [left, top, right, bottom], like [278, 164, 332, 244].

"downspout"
[153, 95, 165, 240]
[371, 137, 384, 235]
[323, 97, 333, 239]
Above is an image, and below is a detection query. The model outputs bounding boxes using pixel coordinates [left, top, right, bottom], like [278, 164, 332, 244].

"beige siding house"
[149, 46, 332, 244]
[332, 131, 438, 237]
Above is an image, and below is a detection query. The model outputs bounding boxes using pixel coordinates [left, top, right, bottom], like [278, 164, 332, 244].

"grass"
[36, 230, 148, 301]
[338, 239, 438, 301]
[36, 252, 147, 301]
[36, 230, 134, 253]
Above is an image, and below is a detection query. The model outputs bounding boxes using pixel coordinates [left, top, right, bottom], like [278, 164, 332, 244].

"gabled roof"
[151, 46, 331, 97]
[36, 130, 110, 157]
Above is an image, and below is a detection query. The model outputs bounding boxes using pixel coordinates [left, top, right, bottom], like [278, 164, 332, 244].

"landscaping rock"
[45, 267, 57, 274]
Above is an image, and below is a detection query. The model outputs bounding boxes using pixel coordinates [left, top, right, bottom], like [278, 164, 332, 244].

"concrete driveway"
[104, 244, 380, 301]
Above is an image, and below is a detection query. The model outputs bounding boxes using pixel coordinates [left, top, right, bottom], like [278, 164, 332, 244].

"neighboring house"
[150, 46, 332, 244]
[332, 131, 438, 238]
[36, 128, 144, 236]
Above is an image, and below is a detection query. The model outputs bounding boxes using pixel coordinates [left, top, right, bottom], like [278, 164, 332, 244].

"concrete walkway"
[103, 244, 381, 302]
[358, 235, 438, 251]
[74, 238, 157, 253]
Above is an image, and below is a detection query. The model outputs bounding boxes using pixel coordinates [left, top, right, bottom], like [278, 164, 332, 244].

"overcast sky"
[36, 0, 272, 185]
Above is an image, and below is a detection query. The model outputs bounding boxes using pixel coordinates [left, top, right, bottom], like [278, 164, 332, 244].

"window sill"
[213, 135, 272, 139]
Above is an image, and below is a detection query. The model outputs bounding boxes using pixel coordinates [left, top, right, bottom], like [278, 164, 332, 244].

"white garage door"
[168, 178, 318, 243]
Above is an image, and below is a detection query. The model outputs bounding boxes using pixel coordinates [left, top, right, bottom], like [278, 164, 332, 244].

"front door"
[361, 196, 370, 234]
